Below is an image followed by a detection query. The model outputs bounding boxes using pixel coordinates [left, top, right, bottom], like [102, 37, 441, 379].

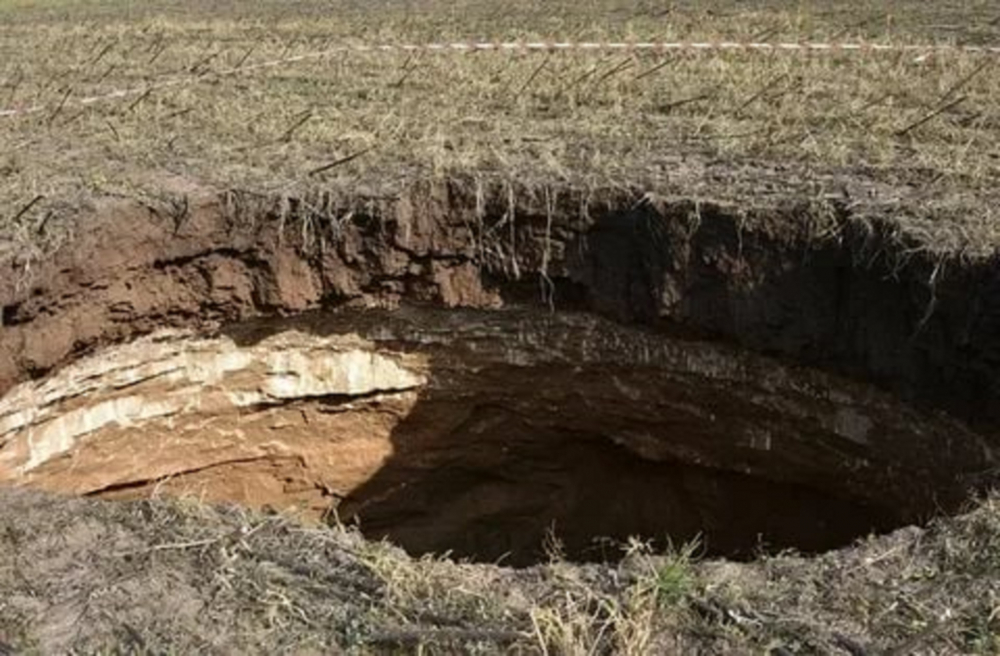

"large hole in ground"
[1, 185, 997, 566]
[0, 307, 990, 566]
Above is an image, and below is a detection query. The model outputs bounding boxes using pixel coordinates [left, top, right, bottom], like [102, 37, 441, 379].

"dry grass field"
[2, 0, 1000, 258]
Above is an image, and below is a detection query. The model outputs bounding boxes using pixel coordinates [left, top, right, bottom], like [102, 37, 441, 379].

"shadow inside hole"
[337, 368, 903, 567]
[216, 307, 987, 567]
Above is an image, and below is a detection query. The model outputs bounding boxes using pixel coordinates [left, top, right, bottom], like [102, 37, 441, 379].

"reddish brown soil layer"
[2, 182, 997, 422]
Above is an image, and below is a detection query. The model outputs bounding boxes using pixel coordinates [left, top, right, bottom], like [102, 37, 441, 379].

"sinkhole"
[1, 185, 998, 566]
[0, 307, 991, 566]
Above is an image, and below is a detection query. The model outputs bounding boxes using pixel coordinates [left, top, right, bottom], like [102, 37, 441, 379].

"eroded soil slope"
[2, 181, 998, 419]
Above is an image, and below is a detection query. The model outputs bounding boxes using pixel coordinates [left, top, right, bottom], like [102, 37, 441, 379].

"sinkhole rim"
[1, 305, 990, 567]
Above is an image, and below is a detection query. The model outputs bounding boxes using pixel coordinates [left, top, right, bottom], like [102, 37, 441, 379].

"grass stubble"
[2, 486, 1000, 654]
[1, 0, 999, 261]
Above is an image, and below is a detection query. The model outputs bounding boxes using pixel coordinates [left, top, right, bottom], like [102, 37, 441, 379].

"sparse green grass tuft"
[645, 540, 699, 610]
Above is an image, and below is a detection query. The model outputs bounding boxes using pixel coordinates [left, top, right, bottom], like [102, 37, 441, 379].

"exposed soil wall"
[2, 181, 997, 423]
[1, 180, 998, 563]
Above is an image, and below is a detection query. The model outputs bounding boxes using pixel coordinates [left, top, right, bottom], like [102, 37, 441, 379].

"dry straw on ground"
[2, 486, 1000, 654]
[2, 0, 999, 258]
